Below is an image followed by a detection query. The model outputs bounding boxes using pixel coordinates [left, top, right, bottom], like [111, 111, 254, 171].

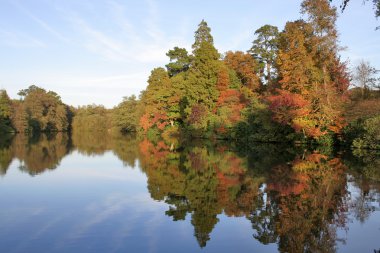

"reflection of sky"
[336, 179, 380, 253]
[0, 151, 275, 253]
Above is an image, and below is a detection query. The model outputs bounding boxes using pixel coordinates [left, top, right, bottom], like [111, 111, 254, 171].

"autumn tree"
[224, 51, 261, 91]
[139, 68, 173, 132]
[302, 0, 349, 135]
[10, 100, 28, 133]
[301, 0, 338, 82]
[0, 90, 14, 133]
[269, 20, 320, 138]
[11, 85, 71, 133]
[269, 0, 349, 141]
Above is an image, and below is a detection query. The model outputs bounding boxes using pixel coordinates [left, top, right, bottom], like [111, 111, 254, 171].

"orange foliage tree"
[269, 0, 350, 140]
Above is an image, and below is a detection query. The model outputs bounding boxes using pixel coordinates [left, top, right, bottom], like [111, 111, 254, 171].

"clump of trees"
[0, 85, 140, 136]
[112, 95, 139, 133]
[0, 85, 72, 134]
[136, 0, 352, 145]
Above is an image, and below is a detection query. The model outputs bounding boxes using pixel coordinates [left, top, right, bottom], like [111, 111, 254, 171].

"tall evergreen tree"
[192, 19, 214, 50]
[249, 25, 279, 88]
[184, 20, 221, 131]
[187, 21, 220, 106]
[165, 47, 192, 77]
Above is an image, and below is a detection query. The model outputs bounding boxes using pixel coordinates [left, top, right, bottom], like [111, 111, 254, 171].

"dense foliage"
[0, 0, 379, 150]
[135, 0, 356, 145]
[0, 90, 13, 133]
[0, 85, 72, 134]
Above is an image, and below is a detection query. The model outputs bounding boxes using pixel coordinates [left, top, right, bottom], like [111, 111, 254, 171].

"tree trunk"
[266, 63, 271, 87]
[323, 65, 331, 107]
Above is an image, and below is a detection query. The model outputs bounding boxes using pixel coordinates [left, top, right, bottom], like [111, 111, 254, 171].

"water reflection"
[0, 133, 379, 252]
[0, 133, 71, 176]
[72, 130, 138, 168]
[138, 140, 350, 251]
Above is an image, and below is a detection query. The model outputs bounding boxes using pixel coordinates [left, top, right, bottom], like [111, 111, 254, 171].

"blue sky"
[0, 0, 379, 108]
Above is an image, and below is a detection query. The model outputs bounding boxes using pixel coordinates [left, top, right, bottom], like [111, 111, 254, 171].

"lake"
[0, 132, 379, 253]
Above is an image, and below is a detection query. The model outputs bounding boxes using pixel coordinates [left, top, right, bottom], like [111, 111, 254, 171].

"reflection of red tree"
[267, 165, 307, 196]
[265, 152, 348, 252]
[214, 151, 263, 216]
[139, 139, 264, 218]
[139, 139, 170, 169]
[216, 156, 244, 189]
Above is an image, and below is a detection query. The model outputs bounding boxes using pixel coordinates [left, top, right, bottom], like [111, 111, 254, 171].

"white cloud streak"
[10, 0, 69, 43]
[59, 0, 189, 63]
[0, 29, 46, 47]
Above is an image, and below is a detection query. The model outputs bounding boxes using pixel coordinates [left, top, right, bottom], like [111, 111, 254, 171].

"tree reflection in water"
[0, 133, 71, 175]
[0, 132, 379, 252]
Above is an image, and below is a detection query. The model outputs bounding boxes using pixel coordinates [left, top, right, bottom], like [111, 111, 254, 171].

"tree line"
[0, 0, 379, 149]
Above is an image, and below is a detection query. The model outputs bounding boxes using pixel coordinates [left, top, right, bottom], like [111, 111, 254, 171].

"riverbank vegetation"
[0, 0, 379, 150]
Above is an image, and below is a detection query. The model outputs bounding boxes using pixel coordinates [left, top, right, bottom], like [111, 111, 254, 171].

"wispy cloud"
[58, 0, 189, 63]
[68, 192, 165, 240]
[10, 0, 69, 43]
[0, 29, 46, 47]
[145, 0, 164, 43]
[107, 0, 142, 44]
[68, 15, 131, 61]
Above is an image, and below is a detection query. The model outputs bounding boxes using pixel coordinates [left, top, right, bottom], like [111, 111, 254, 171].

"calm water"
[0, 133, 379, 253]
